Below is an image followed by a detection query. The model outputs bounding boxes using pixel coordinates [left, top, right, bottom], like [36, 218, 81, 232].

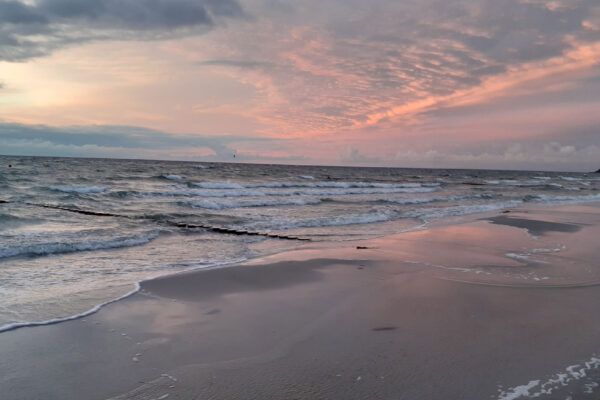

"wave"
[0, 258, 245, 334]
[524, 193, 600, 203]
[0, 213, 26, 222]
[190, 181, 245, 189]
[0, 213, 41, 230]
[180, 193, 494, 210]
[181, 198, 322, 210]
[145, 186, 439, 198]
[0, 284, 142, 333]
[190, 180, 440, 190]
[559, 176, 591, 186]
[411, 201, 524, 220]
[248, 211, 396, 230]
[559, 176, 579, 181]
[161, 175, 184, 180]
[379, 194, 491, 206]
[50, 185, 109, 194]
[243, 200, 520, 230]
[0, 231, 160, 259]
[485, 180, 546, 187]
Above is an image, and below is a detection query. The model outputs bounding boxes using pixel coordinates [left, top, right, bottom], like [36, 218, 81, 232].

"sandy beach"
[2, 203, 600, 400]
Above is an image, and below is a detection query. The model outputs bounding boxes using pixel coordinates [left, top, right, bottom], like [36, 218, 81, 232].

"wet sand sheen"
[1, 203, 600, 399]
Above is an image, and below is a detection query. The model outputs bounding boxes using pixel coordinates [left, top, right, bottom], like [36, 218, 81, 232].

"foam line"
[0, 283, 141, 333]
[0, 258, 248, 334]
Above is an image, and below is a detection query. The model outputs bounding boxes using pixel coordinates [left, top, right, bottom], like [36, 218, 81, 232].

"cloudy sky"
[1, 0, 599, 171]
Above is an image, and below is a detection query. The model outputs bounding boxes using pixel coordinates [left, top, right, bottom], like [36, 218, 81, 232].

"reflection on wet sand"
[1, 204, 599, 400]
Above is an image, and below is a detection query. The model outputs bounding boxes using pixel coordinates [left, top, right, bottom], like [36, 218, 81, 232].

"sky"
[0, 0, 599, 171]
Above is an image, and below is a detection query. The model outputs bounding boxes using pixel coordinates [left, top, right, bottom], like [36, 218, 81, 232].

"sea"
[1, 155, 599, 332]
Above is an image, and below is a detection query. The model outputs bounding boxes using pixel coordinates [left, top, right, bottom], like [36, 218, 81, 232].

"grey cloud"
[0, 122, 270, 158]
[0, 1, 47, 24]
[0, 0, 245, 61]
[37, 0, 243, 29]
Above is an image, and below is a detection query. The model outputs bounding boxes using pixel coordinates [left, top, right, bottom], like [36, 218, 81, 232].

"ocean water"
[0, 155, 599, 331]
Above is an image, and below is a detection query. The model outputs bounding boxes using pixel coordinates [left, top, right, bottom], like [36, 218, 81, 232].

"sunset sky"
[1, 0, 599, 171]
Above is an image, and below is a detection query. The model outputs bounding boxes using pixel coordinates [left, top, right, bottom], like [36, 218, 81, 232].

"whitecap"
[0, 231, 160, 259]
[50, 185, 109, 194]
[162, 175, 184, 180]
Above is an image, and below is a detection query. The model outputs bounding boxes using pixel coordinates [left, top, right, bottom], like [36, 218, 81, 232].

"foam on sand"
[0, 283, 142, 333]
[0, 258, 246, 333]
[497, 356, 600, 399]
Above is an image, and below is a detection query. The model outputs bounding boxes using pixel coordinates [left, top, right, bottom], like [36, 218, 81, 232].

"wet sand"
[2, 204, 600, 399]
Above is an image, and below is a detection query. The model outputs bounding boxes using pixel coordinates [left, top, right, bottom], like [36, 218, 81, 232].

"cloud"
[390, 142, 600, 171]
[338, 145, 381, 164]
[0, 0, 245, 61]
[188, 0, 600, 136]
[0, 121, 269, 159]
[199, 59, 274, 69]
[2, 0, 599, 172]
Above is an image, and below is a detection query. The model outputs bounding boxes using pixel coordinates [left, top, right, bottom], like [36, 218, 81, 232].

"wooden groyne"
[1, 200, 311, 241]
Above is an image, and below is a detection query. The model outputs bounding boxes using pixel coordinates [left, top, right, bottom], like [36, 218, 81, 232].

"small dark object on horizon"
[8, 164, 12, 168]
[595, 168, 600, 173]
[501, 210, 510, 213]
[356, 246, 369, 249]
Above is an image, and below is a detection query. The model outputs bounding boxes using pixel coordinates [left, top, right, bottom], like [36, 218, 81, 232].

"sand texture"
[1, 204, 600, 399]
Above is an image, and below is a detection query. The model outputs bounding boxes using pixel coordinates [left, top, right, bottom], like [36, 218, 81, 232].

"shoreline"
[2, 202, 600, 399]
[1, 199, 598, 334]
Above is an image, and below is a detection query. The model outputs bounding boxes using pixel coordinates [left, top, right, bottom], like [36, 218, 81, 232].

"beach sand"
[2, 204, 600, 399]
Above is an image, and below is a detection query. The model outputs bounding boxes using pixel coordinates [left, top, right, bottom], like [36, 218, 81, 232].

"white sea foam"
[162, 175, 184, 180]
[0, 231, 160, 259]
[497, 356, 600, 399]
[149, 186, 438, 198]
[486, 180, 546, 186]
[299, 175, 315, 180]
[192, 180, 439, 190]
[527, 193, 600, 203]
[531, 245, 566, 253]
[486, 180, 519, 185]
[0, 283, 142, 333]
[0, 258, 245, 333]
[183, 198, 322, 210]
[50, 185, 109, 194]
[190, 181, 245, 189]
[381, 196, 453, 205]
[248, 211, 396, 230]
[497, 380, 540, 400]
[412, 201, 523, 220]
[380, 194, 488, 205]
[505, 253, 532, 261]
